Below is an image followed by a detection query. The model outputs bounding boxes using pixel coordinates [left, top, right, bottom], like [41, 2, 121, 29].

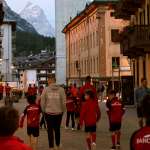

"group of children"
[1, 84, 150, 150]
[65, 82, 125, 150]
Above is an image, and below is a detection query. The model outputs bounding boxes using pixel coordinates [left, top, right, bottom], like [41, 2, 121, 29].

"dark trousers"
[45, 114, 63, 148]
[40, 114, 46, 128]
[66, 111, 75, 128]
[0, 93, 3, 100]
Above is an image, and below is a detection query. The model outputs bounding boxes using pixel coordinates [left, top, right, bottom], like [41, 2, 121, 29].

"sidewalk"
[1, 99, 138, 150]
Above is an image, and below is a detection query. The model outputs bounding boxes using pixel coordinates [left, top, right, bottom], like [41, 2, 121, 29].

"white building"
[0, 21, 16, 82]
[55, 0, 87, 85]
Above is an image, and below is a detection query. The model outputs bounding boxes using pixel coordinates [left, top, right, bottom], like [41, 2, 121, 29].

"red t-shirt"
[80, 99, 101, 126]
[20, 104, 41, 128]
[131, 126, 150, 150]
[66, 97, 75, 112]
[106, 97, 125, 123]
[80, 83, 97, 101]
[0, 136, 32, 150]
[0, 85, 4, 93]
[5, 86, 11, 94]
[27, 87, 34, 96]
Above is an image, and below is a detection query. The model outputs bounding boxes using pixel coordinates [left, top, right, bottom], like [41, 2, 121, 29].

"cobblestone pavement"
[0, 99, 138, 150]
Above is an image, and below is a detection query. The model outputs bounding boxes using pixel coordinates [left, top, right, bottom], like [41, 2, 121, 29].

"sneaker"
[116, 143, 120, 149]
[110, 146, 116, 150]
[91, 143, 96, 150]
[72, 128, 76, 131]
[65, 126, 69, 129]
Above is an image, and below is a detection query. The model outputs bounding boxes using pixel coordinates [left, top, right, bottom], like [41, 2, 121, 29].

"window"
[96, 31, 99, 46]
[110, 12, 115, 17]
[112, 57, 120, 69]
[111, 29, 120, 43]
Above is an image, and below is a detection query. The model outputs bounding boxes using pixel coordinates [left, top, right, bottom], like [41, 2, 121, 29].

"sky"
[6, 0, 55, 28]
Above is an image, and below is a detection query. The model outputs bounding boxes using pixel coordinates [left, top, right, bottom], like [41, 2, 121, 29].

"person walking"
[20, 95, 41, 150]
[130, 94, 150, 150]
[135, 78, 150, 128]
[80, 89, 101, 150]
[0, 83, 4, 100]
[41, 75, 66, 150]
[106, 90, 125, 150]
[65, 92, 75, 130]
[5, 83, 11, 97]
[80, 76, 97, 102]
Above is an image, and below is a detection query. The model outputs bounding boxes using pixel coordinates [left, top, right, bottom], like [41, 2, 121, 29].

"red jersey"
[80, 99, 101, 126]
[5, 86, 11, 94]
[27, 87, 34, 96]
[0, 85, 4, 93]
[33, 86, 38, 95]
[80, 83, 97, 101]
[130, 126, 150, 150]
[20, 104, 41, 128]
[106, 97, 125, 123]
[66, 96, 75, 112]
[71, 87, 78, 97]
[0, 136, 32, 150]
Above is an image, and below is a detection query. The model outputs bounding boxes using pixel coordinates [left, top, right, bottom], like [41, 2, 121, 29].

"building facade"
[55, 0, 87, 85]
[0, 21, 16, 82]
[63, 1, 131, 87]
[115, 0, 150, 87]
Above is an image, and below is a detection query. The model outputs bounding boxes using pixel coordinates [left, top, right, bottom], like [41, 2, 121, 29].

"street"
[0, 98, 138, 150]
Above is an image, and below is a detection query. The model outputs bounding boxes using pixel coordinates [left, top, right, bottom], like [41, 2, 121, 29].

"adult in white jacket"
[41, 75, 66, 150]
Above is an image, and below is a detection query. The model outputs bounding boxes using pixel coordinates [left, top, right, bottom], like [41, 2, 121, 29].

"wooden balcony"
[120, 25, 150, 58]
[115, 0, 144, 19]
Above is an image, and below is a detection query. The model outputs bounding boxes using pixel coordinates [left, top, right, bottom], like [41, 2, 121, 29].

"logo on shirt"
[137, 134, 150, 144]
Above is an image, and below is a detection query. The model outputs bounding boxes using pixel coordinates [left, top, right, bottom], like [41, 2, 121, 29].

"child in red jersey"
[0, 106, 32, 150]
[106, 90, 125, 150]
[65, 92, 75, 130]
[80, 90, 101, 150]
[20, 95, 41, 150]
[130, 94, 150, 150]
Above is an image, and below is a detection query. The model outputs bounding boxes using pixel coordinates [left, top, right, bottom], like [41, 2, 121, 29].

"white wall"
[55, 0, 87, 85]
[1, 24, 12, 81]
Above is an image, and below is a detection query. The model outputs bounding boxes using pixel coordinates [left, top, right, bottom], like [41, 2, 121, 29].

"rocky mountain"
[3, 1, 37, 33]
[20, 2, 55, 37]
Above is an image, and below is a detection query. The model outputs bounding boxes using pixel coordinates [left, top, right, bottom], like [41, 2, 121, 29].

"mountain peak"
[20, 2, 54, 37]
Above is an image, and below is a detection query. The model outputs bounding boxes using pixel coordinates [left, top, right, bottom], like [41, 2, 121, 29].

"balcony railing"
[120, 25, 150, 57]
[115, 0, 143, 19]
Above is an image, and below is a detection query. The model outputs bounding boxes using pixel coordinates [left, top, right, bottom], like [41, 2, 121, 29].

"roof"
[63, 0, 118, 33]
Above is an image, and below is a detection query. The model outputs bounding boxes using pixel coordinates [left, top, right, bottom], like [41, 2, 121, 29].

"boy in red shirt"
[130, 94, 150, 150]
[0, 106, 32, 150]
[20, 95, 41, 150]
[65, 92, 75, 130]
[80, 90, 101, 150]
[106, 90, 125, 150]
[0, 83, 4, 100]
[5, 83, 11, 96]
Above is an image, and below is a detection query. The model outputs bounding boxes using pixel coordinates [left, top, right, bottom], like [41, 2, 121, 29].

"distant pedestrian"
[80, 89, 101, 150]
[36, 86, 46, 129]
[41, 75, 66, 150]
[80, 76, 97, 102]
[106, 90, 125, 150]
[130, 94, 150, 150]
[0, 106, 32, 150]
[65, 92, 75, 130]
[33, 84, 38, 96]
[135, 78, 150, 128]
[5, 83, 11, 97]
[71, 83, 79, 98]
[27, 84, 34, 96]
[0, 83, 4, 100]
[20, 95, 41, 150]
